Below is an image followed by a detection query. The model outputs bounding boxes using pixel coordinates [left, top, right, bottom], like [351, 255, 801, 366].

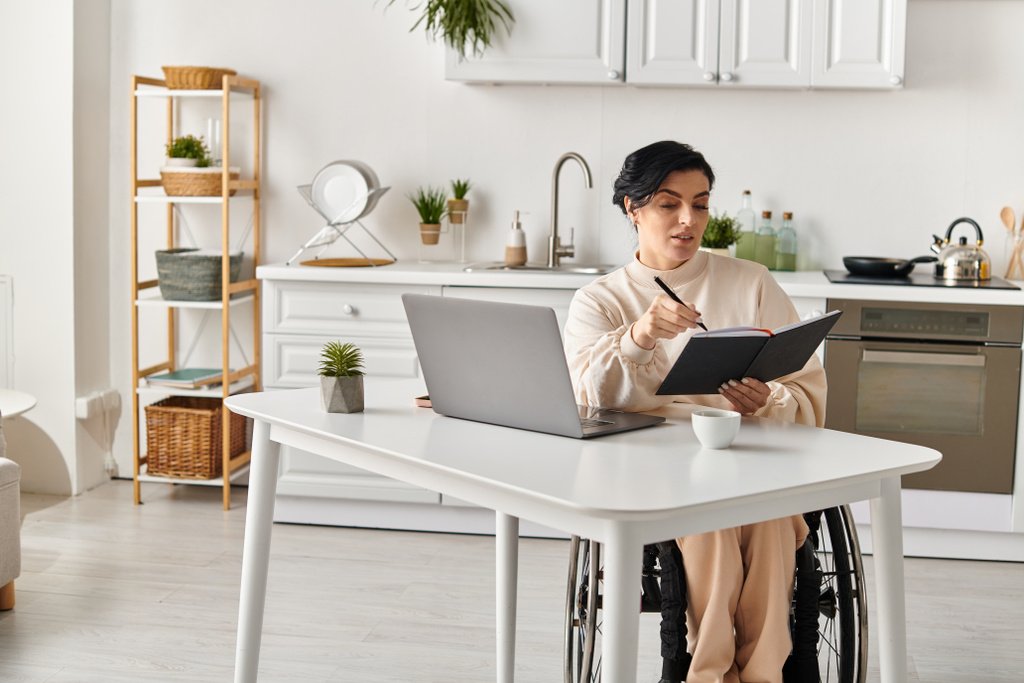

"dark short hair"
[612, 141, 715, 215]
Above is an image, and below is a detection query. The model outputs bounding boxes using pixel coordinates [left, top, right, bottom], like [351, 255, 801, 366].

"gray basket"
[155, 249, 243, 301]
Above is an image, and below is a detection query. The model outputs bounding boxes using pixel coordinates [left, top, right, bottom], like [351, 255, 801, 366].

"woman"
[563, 141, 826, 683]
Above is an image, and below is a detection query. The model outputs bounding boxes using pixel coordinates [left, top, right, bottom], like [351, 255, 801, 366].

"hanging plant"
[386, 0, 515, 59]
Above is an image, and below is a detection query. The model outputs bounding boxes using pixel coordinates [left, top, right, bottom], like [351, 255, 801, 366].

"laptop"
[401, 294, 665, 439]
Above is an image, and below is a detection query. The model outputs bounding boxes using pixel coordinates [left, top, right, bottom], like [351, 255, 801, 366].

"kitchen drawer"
[265, 334, 420, 388]
[265, 281, 442, 337]
[441, 285, 577, 333]
[277, 443, 440, 504]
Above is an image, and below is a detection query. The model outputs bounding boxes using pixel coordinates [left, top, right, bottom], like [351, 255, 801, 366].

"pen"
[653, 276, 708, 331]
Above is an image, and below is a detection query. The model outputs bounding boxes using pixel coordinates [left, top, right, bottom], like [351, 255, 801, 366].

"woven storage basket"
[162, 65, 237, 90]
[160, 167, 239, 197]
[145, 396, 247, 479]
[156, 248, 243, 301]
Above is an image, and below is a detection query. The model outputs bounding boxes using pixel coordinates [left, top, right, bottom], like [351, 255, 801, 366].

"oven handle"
[861, 349, 985, 367]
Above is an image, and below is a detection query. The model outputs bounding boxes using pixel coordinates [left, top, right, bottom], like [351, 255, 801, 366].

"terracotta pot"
[420, 223, 441, 245]
[320, 375, 364, 413]
[447, 198, 468, 224]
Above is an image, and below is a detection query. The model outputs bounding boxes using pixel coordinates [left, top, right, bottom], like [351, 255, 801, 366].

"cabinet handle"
[342, 304, 357, 316]
[889, 75, 903, 86]
[702, 71, 716, 82]
[607, 69, 620, 80]
[720, 72, 734, 82]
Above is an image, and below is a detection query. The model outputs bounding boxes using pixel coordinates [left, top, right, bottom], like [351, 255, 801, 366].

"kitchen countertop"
[257, 262, 1024, 306]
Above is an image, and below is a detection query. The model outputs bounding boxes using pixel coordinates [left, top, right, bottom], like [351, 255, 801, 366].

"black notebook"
[656, 310, 841, 395]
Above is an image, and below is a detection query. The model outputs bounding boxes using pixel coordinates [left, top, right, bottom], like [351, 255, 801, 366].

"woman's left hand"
[719, 377, 771, 415]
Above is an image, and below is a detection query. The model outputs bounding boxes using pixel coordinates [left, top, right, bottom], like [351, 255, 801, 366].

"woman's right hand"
[630, 294, 703, 350]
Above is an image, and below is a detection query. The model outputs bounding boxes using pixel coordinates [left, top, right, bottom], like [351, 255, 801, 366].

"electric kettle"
[930, 217, 991, 281]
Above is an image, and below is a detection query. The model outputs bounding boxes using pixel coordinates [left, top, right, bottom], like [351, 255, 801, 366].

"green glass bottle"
[734, 190, 757, 261]
[753, 210, 776, 269]
[775, 212, 797, 271]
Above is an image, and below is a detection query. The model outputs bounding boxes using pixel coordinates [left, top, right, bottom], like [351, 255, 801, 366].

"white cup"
[691, 409, 741, 449]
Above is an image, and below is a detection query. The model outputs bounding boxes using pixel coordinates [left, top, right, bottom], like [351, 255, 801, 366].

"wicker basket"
[162, 65, 237, 90]
[160, 167, 239, 197]
[155, 248, 243, 301]
[145, 397, 247, 479]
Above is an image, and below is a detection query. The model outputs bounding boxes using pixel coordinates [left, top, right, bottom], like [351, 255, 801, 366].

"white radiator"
[0, 275, 11, 388]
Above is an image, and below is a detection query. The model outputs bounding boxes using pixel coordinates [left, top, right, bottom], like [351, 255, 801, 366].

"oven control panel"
[826, 299, 1024, 345]
[861, 307, 988, 338]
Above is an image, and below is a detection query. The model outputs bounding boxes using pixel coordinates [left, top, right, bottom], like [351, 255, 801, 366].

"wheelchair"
[564, 506, 867, 683]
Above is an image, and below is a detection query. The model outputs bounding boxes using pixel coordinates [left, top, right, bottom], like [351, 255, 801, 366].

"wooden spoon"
[1001, 206, 1016, 234]
[1001, 207, 1020, 278]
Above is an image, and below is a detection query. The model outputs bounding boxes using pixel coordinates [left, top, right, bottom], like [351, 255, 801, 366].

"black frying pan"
[843, 255, 937, 278]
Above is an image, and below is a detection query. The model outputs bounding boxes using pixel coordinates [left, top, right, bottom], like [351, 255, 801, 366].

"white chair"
[0, 417, 22, 610]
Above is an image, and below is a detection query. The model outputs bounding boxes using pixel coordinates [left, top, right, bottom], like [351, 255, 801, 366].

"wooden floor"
[0, 481, 1022, 682]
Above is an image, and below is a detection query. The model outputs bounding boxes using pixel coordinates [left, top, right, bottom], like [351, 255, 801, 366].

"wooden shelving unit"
[129, 73, 262, 510]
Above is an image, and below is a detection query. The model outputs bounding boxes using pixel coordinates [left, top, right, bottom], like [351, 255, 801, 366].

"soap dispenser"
[505, 210, 527, 266]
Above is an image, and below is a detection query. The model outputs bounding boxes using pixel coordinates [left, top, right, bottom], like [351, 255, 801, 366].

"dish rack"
[287, 161, 396, 266]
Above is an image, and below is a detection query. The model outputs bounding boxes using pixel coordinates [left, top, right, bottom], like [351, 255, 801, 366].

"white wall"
[0, 0, 78, 494]
[0, 0, 112, 495]
[63, 0, 1024, 479]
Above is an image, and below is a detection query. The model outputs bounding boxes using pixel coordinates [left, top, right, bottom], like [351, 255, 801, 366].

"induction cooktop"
[823, 270, 1020, 290]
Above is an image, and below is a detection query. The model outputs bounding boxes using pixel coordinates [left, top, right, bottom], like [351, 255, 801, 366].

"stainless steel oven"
[824, 299, 1023, 493]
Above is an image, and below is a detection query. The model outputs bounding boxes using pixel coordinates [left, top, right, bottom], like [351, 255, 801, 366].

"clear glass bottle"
[734, 189, 757, 261]
[775, 211, 797, 271]
[754, 210, 777, 269]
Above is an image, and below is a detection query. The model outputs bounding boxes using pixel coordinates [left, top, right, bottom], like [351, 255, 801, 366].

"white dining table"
[226, 384, 940, 683]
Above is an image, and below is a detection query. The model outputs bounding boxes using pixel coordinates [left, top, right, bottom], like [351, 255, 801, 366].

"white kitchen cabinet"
[261, 275, 579, 514]
[445, 0, 626, 84]
[811, 0, 907, 88]
[449, 0, 905, 90]
[628, 0, 812, 88]
[263, 280, 442, 504]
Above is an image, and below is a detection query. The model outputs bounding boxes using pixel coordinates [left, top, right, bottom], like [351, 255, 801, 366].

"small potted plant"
[700, 211, 742, 256]
[318, 341, 365, 413]
[447, 178, 471, 224]
[165, 134, 212, 167]
[161, 134, 239, 196]
[410, 186, 448, 245]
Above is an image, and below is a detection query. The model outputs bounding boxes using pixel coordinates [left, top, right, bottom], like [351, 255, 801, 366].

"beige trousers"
[676, 515, 809, 683]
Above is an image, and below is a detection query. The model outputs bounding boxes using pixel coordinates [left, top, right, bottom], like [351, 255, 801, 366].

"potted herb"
[447, 178, 471, 224]
[410, 186, 448, 245]
[165, 134, 212, 167]
[319, 341, 365, 413]
[701, 212, 742, 256]
[387, 0, 514, 59]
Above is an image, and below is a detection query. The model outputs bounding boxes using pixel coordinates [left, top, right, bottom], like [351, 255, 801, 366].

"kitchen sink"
[463, 262, 617, 275]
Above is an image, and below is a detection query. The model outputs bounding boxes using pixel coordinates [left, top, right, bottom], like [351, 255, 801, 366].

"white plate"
[311, 161, 370, 224]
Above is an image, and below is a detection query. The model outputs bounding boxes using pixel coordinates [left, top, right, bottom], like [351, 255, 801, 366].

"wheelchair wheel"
[563, 507, 867, 683]
[815, 505, 868, 683]
[564, 535, 602, 683]
[791, 505, 867, 683]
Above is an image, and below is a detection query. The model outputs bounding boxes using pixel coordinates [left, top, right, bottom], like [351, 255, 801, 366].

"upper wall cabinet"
[811, 0, 907, 88]
[445, 0, 906, 90]
[445, 0, 627, 84]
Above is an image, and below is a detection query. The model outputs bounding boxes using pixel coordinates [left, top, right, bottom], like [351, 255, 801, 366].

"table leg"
[601, 524, 644, 683]
[234, 420, 281, 683]
[496, 512, 519, 683]
[870, 477, 908, 683]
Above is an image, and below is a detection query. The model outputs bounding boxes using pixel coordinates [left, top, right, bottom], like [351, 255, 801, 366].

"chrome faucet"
[547, 152, 593, 268]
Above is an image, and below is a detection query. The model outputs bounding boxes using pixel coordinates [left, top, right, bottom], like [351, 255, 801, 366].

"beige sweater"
[564, 251, 827, 427]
